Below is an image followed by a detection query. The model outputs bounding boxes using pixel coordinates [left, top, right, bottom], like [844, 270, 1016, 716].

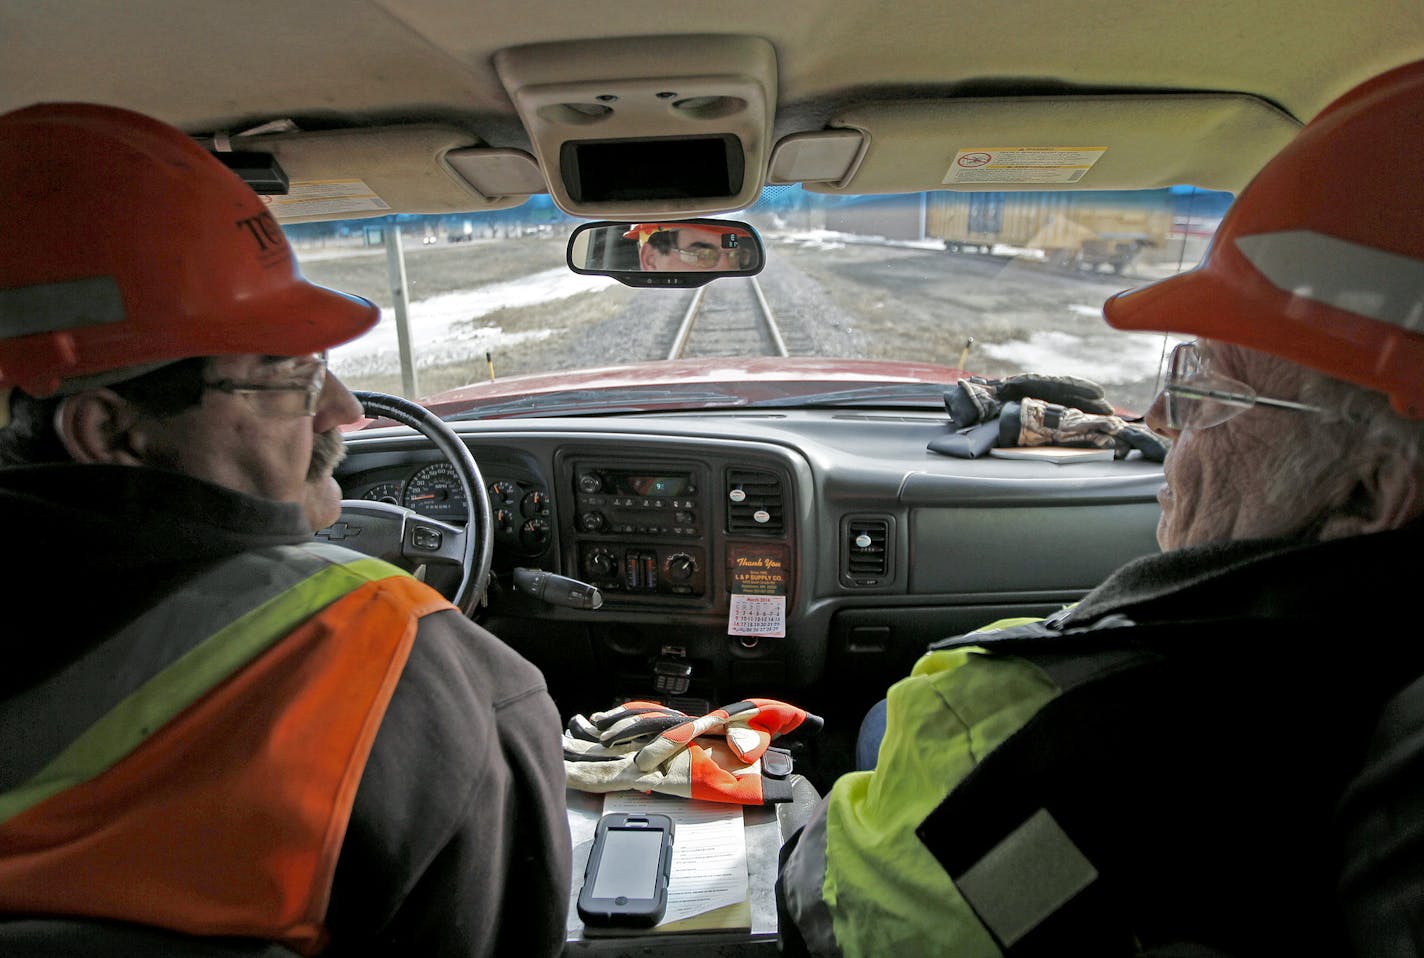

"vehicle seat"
[0, 918, 300, 957]
[778, 772, 821, 844]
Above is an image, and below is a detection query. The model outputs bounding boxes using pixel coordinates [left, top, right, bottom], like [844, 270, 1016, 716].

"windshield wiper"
[447, 387, 750, 420]
[744, 383, 951, 409]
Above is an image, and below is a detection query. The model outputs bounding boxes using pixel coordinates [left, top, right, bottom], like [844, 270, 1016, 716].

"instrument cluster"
[353, 462, 553, 555]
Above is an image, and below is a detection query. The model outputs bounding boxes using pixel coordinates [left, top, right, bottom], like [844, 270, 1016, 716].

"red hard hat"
[1104, 59, 1424, 419]
[0, 103, 379, 397]
[623, 222, 753, 244]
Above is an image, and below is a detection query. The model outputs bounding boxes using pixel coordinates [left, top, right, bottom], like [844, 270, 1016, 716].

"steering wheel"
[320, 391, 494, 617]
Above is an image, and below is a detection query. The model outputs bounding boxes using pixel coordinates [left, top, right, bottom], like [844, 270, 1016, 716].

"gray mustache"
[308, 429, 347, 481]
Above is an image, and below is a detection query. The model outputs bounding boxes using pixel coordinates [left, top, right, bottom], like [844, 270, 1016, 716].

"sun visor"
[225, 124, 541, 222]
[495, 35, 776, 218]
[803, 94, 1301, 196]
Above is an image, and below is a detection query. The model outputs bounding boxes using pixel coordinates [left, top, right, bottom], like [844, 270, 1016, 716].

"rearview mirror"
[567, 219, 765, 288]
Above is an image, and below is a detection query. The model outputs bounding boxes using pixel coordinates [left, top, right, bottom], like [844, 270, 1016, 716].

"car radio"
[573, 466, 702, 538]
[570, 463, 708, 599]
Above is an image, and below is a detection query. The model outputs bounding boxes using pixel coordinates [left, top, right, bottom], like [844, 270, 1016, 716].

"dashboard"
[335, 410, 1164, 713]
[342, 437, 791, 609]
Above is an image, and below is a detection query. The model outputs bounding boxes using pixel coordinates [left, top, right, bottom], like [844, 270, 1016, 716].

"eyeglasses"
[671, 245, 743, 268]
[204, 353, 328, 417]
[1161, 341, 1327, 430]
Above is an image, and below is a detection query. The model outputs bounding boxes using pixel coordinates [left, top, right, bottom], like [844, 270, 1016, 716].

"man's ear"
[1318, 447, 1423, 540]
[55, 389, 148, 465]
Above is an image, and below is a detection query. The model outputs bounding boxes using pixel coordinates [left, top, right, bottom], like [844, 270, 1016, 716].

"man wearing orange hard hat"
[624, 221, 756, 271]
[779, 61, 1424, 957]
[0, 104, 569, 955]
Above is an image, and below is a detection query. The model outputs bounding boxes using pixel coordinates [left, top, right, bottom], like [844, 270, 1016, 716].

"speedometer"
[404, 462, 467, 518]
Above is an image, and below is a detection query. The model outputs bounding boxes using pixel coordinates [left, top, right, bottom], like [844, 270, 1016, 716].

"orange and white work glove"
[563, 699, 822, 805]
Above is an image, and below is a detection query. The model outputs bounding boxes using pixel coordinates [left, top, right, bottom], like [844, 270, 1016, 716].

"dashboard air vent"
[726, 469, 784, 535]
[842, 515, 893, 587]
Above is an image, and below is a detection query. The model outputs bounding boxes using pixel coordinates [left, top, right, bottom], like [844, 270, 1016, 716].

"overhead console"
[493, 35, 777, 218]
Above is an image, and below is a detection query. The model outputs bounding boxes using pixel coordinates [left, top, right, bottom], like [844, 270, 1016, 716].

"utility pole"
[383, 218, 418, 398]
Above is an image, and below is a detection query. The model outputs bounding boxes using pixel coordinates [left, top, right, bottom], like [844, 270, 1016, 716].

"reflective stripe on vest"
[789, 645, 1060, 958]
[0, 542, 455, 954]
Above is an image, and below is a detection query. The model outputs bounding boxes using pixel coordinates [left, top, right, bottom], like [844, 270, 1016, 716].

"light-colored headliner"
[4, 0, 1423, 214]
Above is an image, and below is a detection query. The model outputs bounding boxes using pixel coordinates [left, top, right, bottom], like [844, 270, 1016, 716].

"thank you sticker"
[727, 545, 788, 638]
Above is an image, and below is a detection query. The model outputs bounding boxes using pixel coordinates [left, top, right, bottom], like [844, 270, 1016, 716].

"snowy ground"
[329, 268, 614, 377]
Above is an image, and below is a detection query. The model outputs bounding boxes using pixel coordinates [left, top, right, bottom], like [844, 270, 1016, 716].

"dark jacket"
[0, 464, 571, 957]
[780, 521, 1424, 957]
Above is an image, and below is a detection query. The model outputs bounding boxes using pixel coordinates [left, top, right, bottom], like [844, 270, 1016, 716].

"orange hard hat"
[0, 103, 379, 397]
[1104, 59, 1424, 419]
[623, 222, 753, 245]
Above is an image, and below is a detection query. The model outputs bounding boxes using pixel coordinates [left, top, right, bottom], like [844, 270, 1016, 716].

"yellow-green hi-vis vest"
[780, 618, 1065, 958]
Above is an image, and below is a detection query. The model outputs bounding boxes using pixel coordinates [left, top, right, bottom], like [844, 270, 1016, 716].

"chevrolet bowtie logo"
[316, 521, 361, 541]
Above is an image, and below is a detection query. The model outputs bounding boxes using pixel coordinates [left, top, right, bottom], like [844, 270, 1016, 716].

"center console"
[567, 460, 710, 601]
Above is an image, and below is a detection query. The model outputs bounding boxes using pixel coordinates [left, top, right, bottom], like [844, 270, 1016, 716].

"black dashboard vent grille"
[842, 515, 892, 586]
[725, 469, 784, 535]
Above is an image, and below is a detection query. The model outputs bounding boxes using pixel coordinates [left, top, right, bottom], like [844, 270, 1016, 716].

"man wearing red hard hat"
[0, 104, 569, 955]
[779, 61, 1424, 958]
[624, 221, 756, 271]
[1102, 59, 1424, 552]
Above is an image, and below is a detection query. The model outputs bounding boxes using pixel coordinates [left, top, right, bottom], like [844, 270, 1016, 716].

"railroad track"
[667, 276, 789, 360]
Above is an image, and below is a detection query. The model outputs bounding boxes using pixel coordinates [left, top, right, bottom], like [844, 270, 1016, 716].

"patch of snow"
[331, 268, 615, 373]
[978, 330, 1186, 385]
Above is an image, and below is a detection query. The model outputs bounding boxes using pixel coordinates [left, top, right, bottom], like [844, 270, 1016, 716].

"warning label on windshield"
[727, 545, 788, 638]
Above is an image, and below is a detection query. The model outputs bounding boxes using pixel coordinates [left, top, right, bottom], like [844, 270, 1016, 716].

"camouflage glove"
[563, 699, 822, 805]
[999, 397, 1170, 461]
[945, 378, 1005, 426]
[945, 373, 1115, 426]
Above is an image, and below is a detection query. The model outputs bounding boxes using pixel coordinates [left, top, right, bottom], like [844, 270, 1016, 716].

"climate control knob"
[585, 548, 617, 578]
[664, 553, 697, 582]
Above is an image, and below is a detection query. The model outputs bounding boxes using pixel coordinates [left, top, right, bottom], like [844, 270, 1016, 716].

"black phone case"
[577, 812, 676, 928]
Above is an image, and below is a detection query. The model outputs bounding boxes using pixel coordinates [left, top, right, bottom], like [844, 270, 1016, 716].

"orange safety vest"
[0, 542, 454, 954]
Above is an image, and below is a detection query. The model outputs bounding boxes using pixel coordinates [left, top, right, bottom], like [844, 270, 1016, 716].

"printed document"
[602, 792, 749, 925]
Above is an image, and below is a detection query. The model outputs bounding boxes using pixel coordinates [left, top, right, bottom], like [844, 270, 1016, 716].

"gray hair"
[1264, 363, 1424, 529]
[1305, 370, 1424, 464]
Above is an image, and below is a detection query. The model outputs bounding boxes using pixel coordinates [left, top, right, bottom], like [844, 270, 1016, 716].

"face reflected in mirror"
[567, 219, 764, 287]
[629, 224, 754, 271]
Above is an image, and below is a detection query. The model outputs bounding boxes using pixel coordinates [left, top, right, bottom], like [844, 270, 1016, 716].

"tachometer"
[362, 481, 403, 505]
[404, 462, 467, 518]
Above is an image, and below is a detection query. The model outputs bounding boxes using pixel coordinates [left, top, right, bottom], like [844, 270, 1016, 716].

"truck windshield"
[291, 185, 1231, 414]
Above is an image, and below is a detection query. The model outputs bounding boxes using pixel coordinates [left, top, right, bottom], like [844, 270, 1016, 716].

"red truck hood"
[413, 356, 970, 418]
